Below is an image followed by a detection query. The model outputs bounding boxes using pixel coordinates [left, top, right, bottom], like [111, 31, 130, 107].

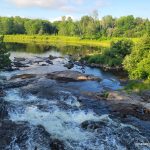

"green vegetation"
[0, 35, 11, 70]
[83, 39, 133, 67]
[123, 35, 150, 80]
[0, 14, 149, 38]
[4, 35, 111, 47]
[123, 35, 150, 91]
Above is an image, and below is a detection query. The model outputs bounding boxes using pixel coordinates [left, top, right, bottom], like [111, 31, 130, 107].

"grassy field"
[4, 35, 110, 47]
[4, 35, 139, 47]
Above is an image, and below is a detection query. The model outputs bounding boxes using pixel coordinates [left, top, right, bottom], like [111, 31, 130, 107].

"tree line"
[0, 14, 150, 38]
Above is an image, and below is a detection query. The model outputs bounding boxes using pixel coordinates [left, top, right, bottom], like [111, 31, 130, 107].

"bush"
[84, 39, 133, 67]
[0, 35, 11, 70]
[123, 35, 150, 80]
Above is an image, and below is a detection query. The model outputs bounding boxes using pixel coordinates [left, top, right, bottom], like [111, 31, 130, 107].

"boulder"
[64, 62, 74, 69]
[50, 139, 64, 150]
[81, 120, 106, 131]
[110, 103, 150, 121]
[47, 70, 101, 82]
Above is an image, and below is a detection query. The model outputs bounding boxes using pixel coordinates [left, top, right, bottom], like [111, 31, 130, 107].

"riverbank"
[4, 35, 139, 47]
[4, 35, 110, 47]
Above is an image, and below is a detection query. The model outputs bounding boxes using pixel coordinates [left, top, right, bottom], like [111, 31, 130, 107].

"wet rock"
[50, 139, 64, 150]
[0, 120, 54, 150]
[0, 120, 18, 149]
[140, 90, 150, 102]
[46, 59, 53, 65]
[64, 62, 74, 69]
[81, 120, 106, 131]
[110, 103, 150, 121]
[10, 74, 36, 80]
[13, 61, 29, 68]
[0, 89, 5, 97]
[3, 78, 36, 89]
[5, 67, 20, 72]
[0, 120, 32, 149]
[0, 99, 9, 119]
[14, 57, 26, 62]
[89, 63, 123, 72]
[107, 91, 133, 101]
[47, 70, 101, 82]
[49, 55, 58, 60]
[41, 63, 48, 66]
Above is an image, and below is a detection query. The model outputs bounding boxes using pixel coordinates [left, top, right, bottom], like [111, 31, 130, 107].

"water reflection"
[5, 42, 104, 58]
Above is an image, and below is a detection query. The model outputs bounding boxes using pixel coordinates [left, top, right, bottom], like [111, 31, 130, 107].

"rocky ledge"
[47, 70, 101, 82]
[91, 90, 150, 121]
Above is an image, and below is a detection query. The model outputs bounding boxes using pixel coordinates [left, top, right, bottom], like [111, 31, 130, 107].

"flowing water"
[0, 43, 150, 150]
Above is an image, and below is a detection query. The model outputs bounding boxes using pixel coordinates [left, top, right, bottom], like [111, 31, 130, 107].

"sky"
[0, 0, 150, 21]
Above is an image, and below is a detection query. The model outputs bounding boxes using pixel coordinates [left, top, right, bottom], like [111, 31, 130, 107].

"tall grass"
[4, 35, 111, 47]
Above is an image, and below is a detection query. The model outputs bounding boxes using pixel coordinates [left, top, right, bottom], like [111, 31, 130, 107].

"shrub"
[123, 35, 150, 80]
[0, 35, 11, 70]
[84, 39, 133, 67]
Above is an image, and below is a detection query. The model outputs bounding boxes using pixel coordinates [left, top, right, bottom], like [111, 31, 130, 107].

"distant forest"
[0, 15, 150, 38]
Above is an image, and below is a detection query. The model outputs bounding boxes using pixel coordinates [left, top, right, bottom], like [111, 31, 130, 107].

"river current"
[0, 43, 150, 150]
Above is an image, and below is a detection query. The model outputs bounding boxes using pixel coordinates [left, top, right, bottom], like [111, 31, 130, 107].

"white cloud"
[49, 15, 78, 22]
[9, 0, 107, 13]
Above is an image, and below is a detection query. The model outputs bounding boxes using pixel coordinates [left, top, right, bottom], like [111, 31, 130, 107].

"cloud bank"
[9, 0, 107, 13]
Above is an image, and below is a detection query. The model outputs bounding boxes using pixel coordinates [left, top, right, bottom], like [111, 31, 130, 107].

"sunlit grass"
[4, 35, 111, 47]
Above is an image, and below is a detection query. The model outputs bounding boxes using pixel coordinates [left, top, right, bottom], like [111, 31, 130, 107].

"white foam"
[5, 89, 144, 150]
[9, 106, 99, 141]
[59, 91, 81, 107]
[5, 89, 38, 103]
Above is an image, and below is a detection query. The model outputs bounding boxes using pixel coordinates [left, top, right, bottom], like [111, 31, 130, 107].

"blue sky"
[0, 0, 150, 21]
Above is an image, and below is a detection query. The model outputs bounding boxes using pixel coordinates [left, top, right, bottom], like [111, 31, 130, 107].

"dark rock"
[47, 70, 101, 82]
[13, 61, 29, 68]
[41, 64, 48, 66]
[64, 62, 74, 69]
[46, 60, 53, 65]
[49, 55, 57, 60]
[140, 90, 150, 102]
[110, 103, 150, 121]
[0, 99, 9, 119]
[5, 67, 20, 72]
[81, 120, 106, 131]
[0, 120, 31, 149]
[50, 139, 64, 150]
[3, 78, 36, 89]
[0, 90, 5, 97]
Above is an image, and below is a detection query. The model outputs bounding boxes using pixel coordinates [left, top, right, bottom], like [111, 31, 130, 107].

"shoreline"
[4, 35, 110, 47]
[4, 35, 139, 47]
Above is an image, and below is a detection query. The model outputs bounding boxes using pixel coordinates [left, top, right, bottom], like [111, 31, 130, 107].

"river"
[0, 43, 149, 150]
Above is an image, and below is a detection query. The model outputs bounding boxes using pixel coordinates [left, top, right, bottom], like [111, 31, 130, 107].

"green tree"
[0, 35, 11, 70]
[123, 35, 150, 80]
[86, 39, 133, 67]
